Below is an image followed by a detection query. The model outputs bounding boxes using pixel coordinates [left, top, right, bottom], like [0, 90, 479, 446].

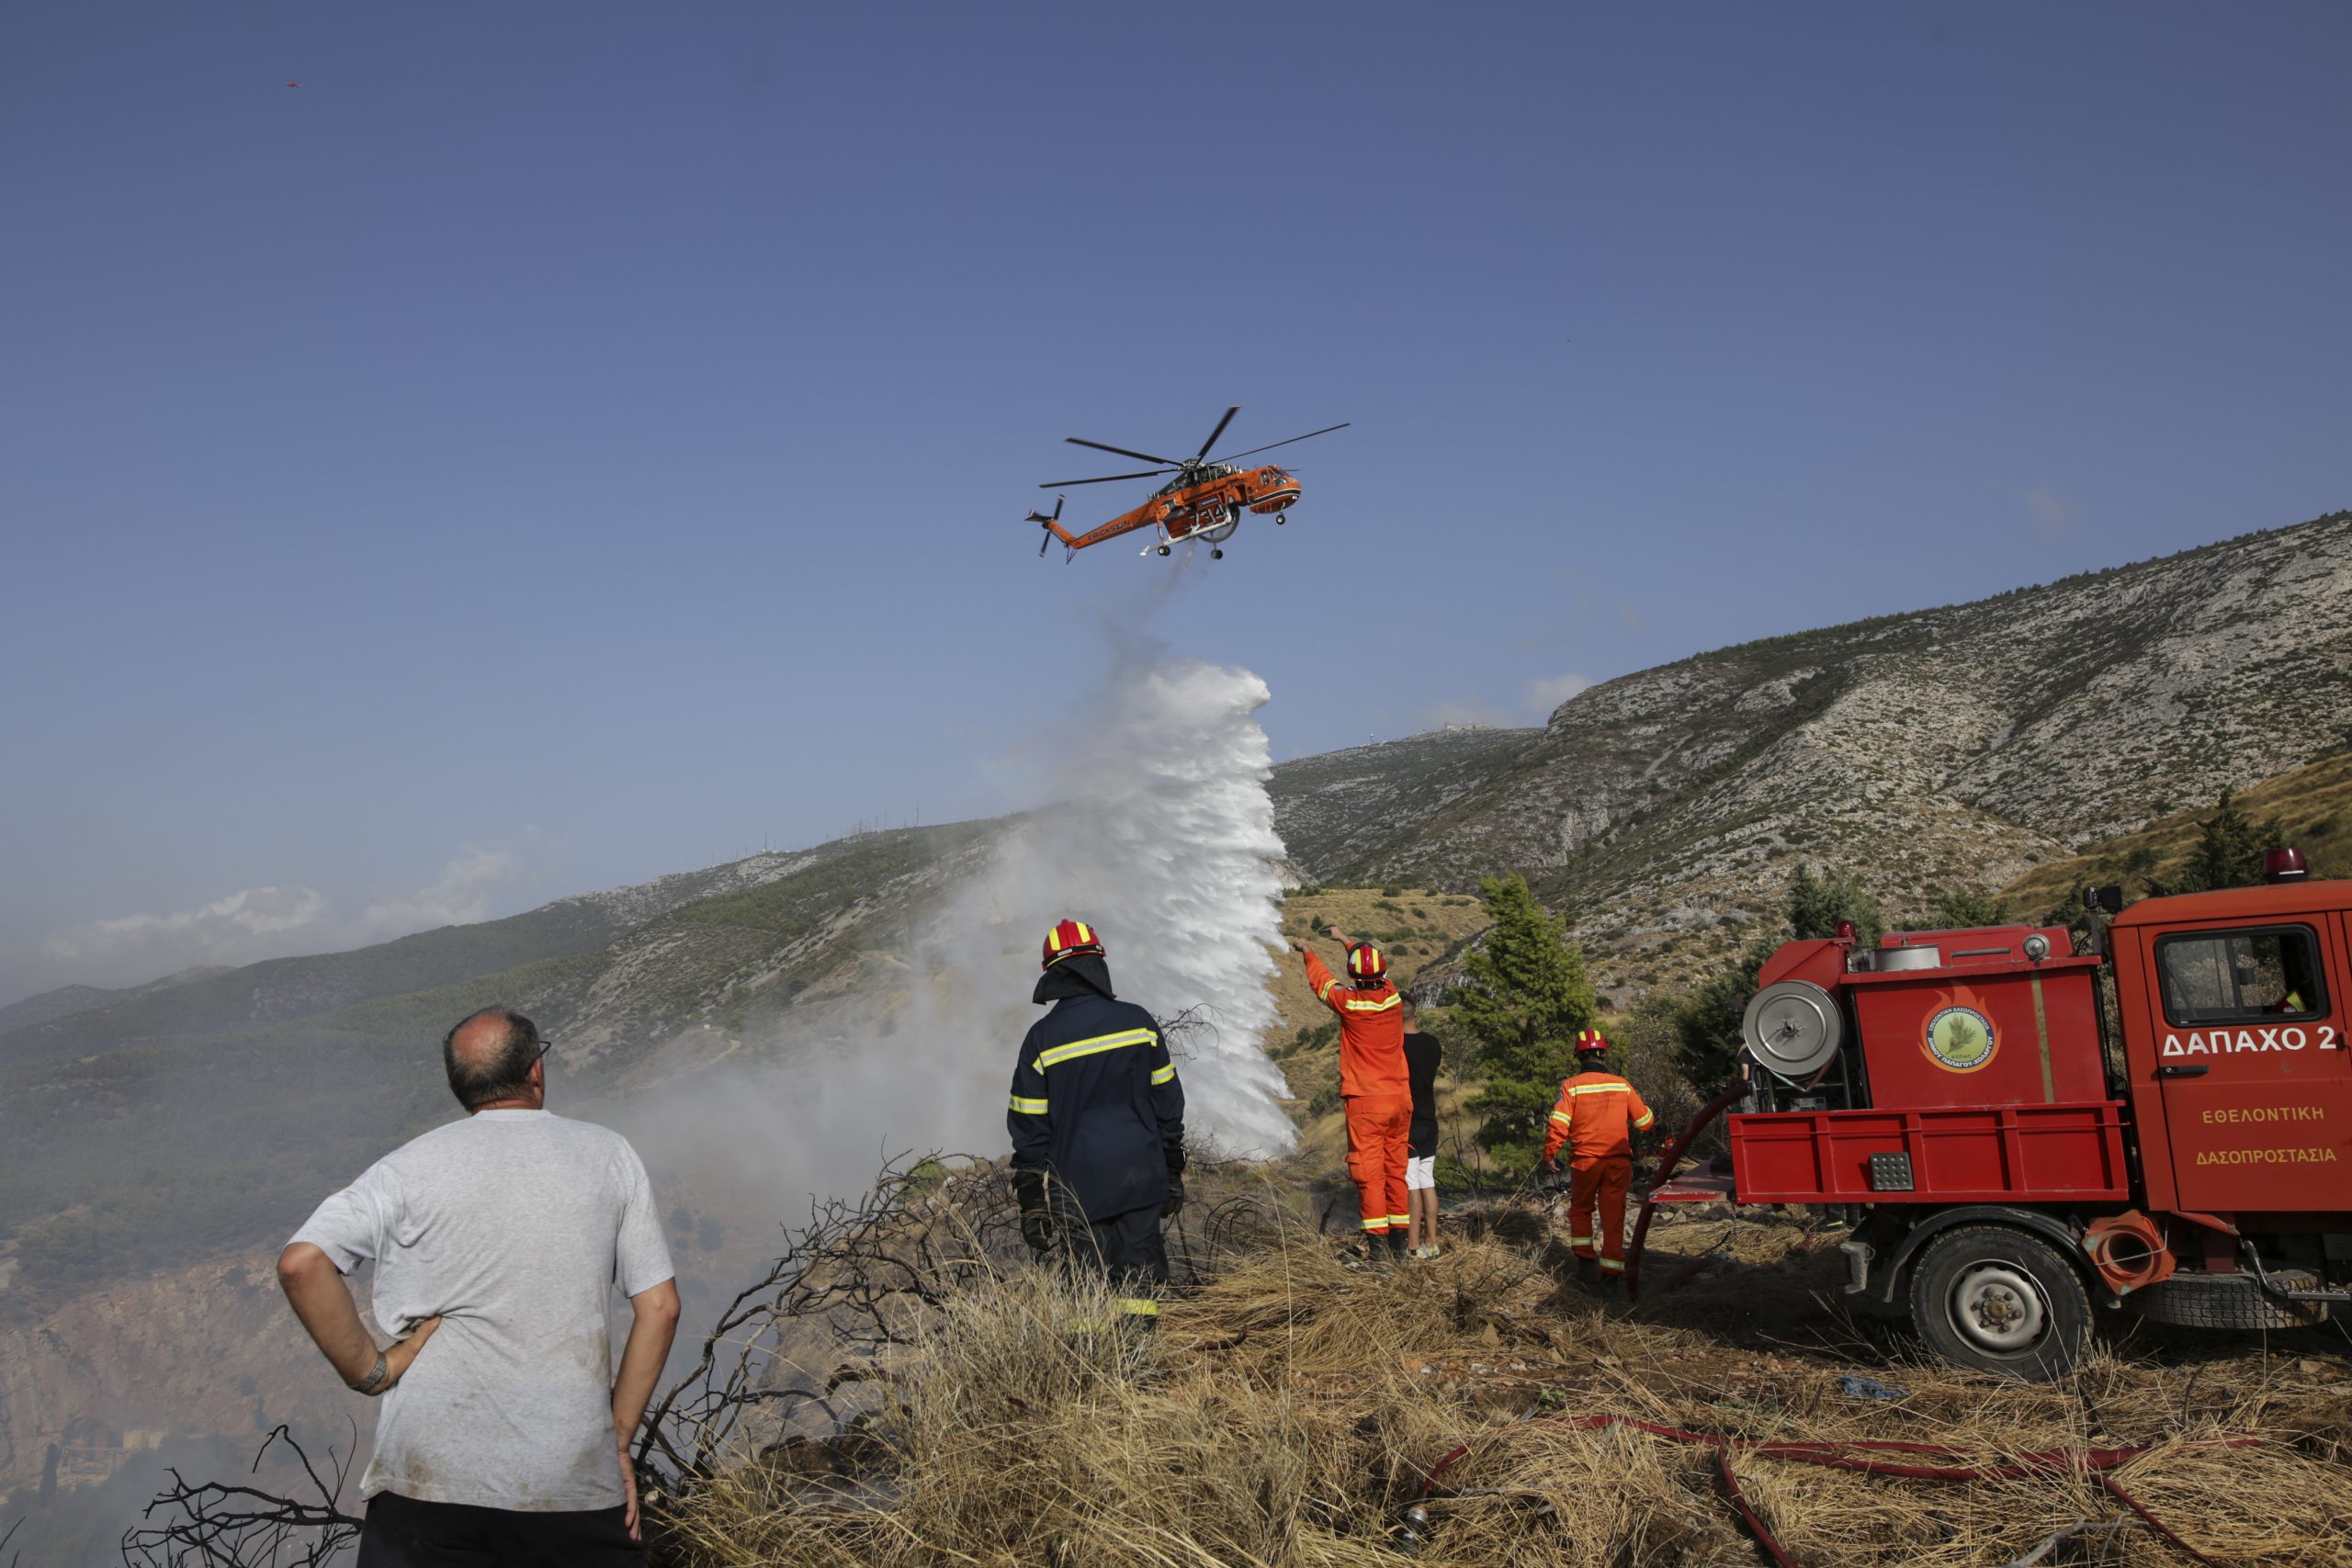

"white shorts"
[1405, 1156, 1436, 1191]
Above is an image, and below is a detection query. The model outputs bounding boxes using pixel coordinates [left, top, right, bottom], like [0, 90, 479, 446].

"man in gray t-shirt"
[278, 1006, 680, 1566]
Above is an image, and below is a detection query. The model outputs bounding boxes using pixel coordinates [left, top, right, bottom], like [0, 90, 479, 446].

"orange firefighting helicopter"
[1023, 405, 1350, 561]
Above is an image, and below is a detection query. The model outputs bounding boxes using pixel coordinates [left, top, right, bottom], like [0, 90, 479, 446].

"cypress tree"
[1457, 874, 1597, 1174]
[2182, 787, 2286, 892]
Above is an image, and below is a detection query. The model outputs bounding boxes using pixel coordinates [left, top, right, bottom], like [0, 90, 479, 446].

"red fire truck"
[1634, 849, 2352, 1379]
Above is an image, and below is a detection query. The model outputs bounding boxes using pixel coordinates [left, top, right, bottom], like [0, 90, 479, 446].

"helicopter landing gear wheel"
[1211, 547, 1224, 559]
[1157, 545, 1170, 557]
[1273, 515, 1285, 525]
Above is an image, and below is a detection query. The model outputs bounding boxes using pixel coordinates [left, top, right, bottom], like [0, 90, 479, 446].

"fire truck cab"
[1667, 853, 2352, 1379]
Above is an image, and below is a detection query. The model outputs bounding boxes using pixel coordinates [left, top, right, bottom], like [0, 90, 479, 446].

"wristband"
[355, 1351, 390, 1394]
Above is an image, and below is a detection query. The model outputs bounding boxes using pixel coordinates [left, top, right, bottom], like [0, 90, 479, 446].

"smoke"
[612, 649, 1295, 1294]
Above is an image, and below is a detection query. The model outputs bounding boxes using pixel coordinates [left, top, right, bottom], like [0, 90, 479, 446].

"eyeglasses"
[527, 1037, 554, 1066]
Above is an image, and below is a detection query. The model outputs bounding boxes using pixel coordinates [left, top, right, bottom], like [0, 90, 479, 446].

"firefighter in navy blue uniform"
[1008, 919, 1186, 1323]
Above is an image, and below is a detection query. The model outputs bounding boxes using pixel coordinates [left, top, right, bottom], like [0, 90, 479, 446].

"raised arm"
[1296, 943, 1346, 1014]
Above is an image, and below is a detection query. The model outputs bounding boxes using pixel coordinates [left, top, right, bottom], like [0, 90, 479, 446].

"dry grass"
[652, 1194, 2352, 1568]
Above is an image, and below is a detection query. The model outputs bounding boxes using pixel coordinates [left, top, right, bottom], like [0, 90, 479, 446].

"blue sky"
[4, 3, 2347, 1001]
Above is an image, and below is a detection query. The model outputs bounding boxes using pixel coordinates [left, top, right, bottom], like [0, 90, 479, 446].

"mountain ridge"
[1271, 509, 2352, 991]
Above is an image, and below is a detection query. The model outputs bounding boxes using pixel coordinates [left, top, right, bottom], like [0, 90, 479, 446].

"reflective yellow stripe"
[1342, 995, 1401, 1013]
[1076, 921, 1094, 945]
[1035, 1028, 1156, 1070]
[1568, 1083, 1630, 1096]
[1568, 1235, 1592, 1246]
[1632, 1111, 1656, 1128]
[1009, 1095, 1049, 1115]
[1149, 1064, 1176, 1086]
[1118, 1298, 1159, 1316]
[1549, 1110, 1573, 1123]
[1046, 928, 1063, 953]
[1317, 978, 1339, 1001]
[1387, 1214, 1410, 1225]
[1362, 1217, 1391, 1231]
[1597, 1258, 1624, 1272]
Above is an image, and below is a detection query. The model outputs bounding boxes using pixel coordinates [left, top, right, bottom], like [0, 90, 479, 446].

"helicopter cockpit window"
[2155, 926, 2327, 1026]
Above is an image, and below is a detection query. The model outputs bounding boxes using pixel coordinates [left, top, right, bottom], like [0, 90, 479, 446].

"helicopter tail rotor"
[1024, 495, 1067, 558]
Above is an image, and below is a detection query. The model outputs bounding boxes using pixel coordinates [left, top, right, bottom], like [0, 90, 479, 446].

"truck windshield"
[2154, 925, 2326, 1025]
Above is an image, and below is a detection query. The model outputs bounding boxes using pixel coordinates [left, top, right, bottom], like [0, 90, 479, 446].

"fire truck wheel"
[1909, 1225, 2090, 1381]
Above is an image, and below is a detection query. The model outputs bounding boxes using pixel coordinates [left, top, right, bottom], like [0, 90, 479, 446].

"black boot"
[1387, 1231, 1409, 1265]
[1575, 1255, 1600, 1288]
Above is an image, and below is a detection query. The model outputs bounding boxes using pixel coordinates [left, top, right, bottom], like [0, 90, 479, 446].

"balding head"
[442, 1006, 546, 1111]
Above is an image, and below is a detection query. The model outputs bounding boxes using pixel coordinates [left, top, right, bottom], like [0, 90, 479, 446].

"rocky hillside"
[1272, 510, 2352, 992]
[1267, 726, 1542, 878]
[1997, 750, 2352, 914]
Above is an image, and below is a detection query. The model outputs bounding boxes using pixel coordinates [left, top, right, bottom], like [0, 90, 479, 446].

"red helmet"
[1575, 1028, 1610, 1057]
[1347, 942, 1388, 983]
[1041, 918, 1105, 971]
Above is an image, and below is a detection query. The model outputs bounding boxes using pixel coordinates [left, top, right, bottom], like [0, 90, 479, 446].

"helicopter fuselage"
[1063, 463, 1301, 554]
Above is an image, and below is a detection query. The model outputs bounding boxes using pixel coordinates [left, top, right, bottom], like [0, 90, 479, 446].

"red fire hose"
[1623, 1086, 1746, 1302]
[1420, 1413, 2252, 1565]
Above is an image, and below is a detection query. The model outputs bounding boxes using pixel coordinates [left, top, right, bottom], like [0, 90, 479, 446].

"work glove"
[1013, 1168, 1055, 1256]
[1161, 1143, 1187, 1218]
[1538, 1157, 1558, 1181]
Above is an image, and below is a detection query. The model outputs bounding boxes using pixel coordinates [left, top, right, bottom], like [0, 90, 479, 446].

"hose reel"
[1742, 978, 1844, 1078]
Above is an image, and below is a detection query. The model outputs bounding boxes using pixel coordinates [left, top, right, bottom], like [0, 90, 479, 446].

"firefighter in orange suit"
[1541, 1029, 1655, 1292]
[1295, 926, 1411, 1261]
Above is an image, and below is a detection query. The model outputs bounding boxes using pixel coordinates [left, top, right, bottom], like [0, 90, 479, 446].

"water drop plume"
[968, 653, 1295, 1156]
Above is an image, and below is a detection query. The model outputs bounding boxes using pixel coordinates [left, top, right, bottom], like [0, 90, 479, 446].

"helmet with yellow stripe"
[1575, 1028, 1610, 1060]
[1346, 942, 1388, 984]
[1041, 918, 1106, 971]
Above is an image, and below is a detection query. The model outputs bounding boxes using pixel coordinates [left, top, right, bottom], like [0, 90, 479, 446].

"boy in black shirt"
[1401, 998, 1443, 1258]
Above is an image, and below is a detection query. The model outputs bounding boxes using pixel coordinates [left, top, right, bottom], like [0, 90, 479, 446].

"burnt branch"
[120, 1424, 360, 1568]
[633, 1151, 1023, 1495]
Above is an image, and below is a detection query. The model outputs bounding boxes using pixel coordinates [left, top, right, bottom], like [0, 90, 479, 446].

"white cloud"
[1523, 671, 1594, 717]
[2025, 487, 2073, 536]
[42, 885, 332, 976]
[356, 848, 524, 940]
[1419, 699, 1521, 730]
[38, 848, 529, 987]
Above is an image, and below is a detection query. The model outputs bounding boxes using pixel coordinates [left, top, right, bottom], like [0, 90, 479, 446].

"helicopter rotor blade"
[1211, 422, 1352, 463]
[1065, 436, 1182, 466]
[1194, 405, 1240, 460]
[1039, 468, 1179, 488]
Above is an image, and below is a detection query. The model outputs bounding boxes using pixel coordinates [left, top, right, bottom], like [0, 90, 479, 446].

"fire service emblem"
[1924, 1005, 1997, 1072]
